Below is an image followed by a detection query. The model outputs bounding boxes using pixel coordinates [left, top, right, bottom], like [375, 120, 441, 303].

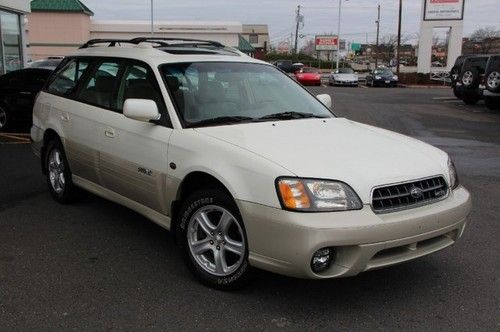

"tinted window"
[116, 63, 164, 113]
[78, 62, 121, 109]
[302, 67, 319, 73]
[47, 59, 89, 95]
[338, 68, 354, 74]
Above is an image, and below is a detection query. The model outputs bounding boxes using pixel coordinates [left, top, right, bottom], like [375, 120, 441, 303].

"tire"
[461, 66, 480, 90]
[45, 140, 77, 204]
[450, 66, 461, 84]
[0, 105, 9, 131]
[176, 189, 251, 290]
[486, 71, 500, 93]
[485, 97, 500, 110]
[462, 91, 481, 105]
[453, 86, 462, 99]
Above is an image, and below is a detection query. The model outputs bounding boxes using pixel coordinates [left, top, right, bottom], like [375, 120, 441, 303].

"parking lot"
[1, 87, 499, 330]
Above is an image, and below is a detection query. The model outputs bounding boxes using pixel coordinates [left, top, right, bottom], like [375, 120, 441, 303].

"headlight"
[393, 75, 398, 80]
[276, 178, 363, 212]
[448, 157, 459, 190]
[375, 75, 382, 80]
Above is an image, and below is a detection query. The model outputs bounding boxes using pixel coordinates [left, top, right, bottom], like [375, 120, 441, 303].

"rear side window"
[47, 59, 89, 95]
[116, 63, 164, 113]
[77, 62, 122, 109]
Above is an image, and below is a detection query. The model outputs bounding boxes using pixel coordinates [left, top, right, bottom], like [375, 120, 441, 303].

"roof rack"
[79, 39, 137, 49]
[129, 37, 225, 48]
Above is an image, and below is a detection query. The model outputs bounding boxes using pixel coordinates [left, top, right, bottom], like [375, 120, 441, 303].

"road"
[1, 87, 499, 331]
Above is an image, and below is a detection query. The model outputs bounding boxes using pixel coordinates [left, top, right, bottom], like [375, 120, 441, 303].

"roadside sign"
[315, 35, 338, 51]
[424, 0, 465, 21]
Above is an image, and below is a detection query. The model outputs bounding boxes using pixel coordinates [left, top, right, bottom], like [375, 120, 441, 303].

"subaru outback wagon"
[31, 38, 471, 289]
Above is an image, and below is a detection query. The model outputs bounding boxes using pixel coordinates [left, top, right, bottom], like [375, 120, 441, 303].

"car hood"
[374, 73, 394, 79]
[194, 118, 449, 203]
[333, 73, 358, 80]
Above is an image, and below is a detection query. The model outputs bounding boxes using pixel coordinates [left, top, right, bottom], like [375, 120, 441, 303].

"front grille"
[371, 176, 448, 213]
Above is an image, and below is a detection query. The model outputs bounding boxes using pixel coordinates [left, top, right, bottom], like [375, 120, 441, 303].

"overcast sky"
[82, 0, 500, 46]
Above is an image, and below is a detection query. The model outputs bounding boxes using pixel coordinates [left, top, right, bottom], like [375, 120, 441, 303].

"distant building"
[0, 0, 30, 74]
[26, 0, 265, 60]
[241, 24, 269, 59]
[462, 37, 500, 55]
[27, 0, 93, 60]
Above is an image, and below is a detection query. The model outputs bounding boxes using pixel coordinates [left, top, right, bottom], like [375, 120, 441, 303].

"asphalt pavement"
[1, 87, 499, 331]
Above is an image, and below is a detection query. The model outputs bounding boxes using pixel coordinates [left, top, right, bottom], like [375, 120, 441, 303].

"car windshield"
[338, 68, 354, 74]
[161, 62, 333, 128]
[374, 69, 393, 75]
[302, 67, 318, 73]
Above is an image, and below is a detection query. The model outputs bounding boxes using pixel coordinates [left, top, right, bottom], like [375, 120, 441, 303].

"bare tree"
[470, 26, 500, 54]
[300, 38, 315, 56]
[377, 34, 411, 62]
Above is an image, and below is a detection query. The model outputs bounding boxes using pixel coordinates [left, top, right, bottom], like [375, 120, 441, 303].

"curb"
[399, 84, 451, 89]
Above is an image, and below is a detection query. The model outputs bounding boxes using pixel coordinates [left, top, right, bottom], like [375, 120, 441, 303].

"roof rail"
[129, 37, 225, 48]
[79, 39, 136, 49]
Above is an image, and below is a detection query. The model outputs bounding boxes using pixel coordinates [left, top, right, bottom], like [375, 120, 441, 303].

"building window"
[249, 34, 258, 44]
[0, 10, 23, 75]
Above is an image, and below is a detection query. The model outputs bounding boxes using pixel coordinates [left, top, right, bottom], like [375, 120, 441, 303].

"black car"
[0, 68, 53, 131]
[457, 55, 490, 105]
[365, 68, 398, 87]
[484, 54, 500, 110]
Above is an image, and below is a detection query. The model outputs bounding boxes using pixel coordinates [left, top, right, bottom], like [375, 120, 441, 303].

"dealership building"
[0, 0, 30, 74]
[27, 0, 268, 60]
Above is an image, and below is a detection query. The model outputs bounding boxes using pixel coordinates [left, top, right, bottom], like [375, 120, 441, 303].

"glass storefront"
[0, 9, 23, 75]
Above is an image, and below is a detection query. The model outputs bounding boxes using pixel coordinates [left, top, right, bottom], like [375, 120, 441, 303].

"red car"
[295, 67, 322, 86]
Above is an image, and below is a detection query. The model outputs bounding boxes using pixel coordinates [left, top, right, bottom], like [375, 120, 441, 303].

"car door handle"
[60, 113, 69, 122]
[104, 128, 115, 138]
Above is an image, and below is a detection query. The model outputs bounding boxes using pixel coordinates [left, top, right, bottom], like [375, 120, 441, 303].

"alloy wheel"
[48, 149, 66, 194]
[187, 205, 246, 277]
[487, 71, 500, 90]
[462, 71, 473, 86]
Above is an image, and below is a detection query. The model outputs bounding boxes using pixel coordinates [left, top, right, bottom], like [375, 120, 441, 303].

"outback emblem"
[138, 167, 153, 177]
[410, 186, 423, 199]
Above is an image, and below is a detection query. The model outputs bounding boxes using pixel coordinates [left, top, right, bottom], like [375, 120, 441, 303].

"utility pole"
[294, 5, 301, 55]
[336, 0, 342, 70]
[375, 4, 380, 68]
[396, 0, 402, 75]
[150, 0, 154, 36]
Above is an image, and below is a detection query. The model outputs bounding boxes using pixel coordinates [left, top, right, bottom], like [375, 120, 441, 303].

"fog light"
[311, 248, 334, 273]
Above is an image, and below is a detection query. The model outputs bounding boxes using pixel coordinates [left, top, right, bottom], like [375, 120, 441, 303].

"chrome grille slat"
[371, 176, 448, 213]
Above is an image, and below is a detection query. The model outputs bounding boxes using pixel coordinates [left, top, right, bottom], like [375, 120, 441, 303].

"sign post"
[417, 0, 465, 73]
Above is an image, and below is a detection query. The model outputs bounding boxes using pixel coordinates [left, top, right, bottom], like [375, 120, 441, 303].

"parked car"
[31, 37, 471, 290]
[450, 55, 472, 99]
[28, 57, 64, 70]
[273, 59, 293, 73]
[295, 67, 322, 86]
[365, 68, 398, 87]
[0, 68, 53, 131]
[483, 54, 500, 110]
[458, 55, 490, 105]
[328, 68, 358, 87]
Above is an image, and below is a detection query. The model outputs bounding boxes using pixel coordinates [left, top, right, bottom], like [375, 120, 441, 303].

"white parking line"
[433, 97, 457, 100]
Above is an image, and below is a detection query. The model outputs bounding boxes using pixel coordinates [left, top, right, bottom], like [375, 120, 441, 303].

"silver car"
[329, 68, 359, 87]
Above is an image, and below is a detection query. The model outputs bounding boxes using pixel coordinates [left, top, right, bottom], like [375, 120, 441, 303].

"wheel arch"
[170, 171, 235, 241]
[41, 128, 63, 174]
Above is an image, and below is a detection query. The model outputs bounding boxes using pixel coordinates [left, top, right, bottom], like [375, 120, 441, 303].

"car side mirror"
[123, 99, 161, 122]
[316, 94, 332, 109]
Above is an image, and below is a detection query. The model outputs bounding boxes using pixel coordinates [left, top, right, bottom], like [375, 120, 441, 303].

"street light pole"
[375, 4, 380, 68]
[150, 0, 154, 36]
[336, 0, 342, 70]
[294, 5, 301, 55]
[396, 0, 402, 75]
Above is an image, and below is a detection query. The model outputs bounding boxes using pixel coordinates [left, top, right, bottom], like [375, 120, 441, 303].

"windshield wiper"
[186, 116, 254, 128]
[256, 111, 328, 121]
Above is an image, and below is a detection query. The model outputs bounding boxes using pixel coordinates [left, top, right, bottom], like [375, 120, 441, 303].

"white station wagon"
[31, 38, 471, 289]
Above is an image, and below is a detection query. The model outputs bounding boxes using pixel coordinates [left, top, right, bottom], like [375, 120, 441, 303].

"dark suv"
[484, 55, 500, 110]
[457, 55, 490, 105]
[450, 55, 471, 99]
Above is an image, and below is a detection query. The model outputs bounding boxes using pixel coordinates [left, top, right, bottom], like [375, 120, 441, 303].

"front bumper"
[238, 186, 471, 279]
[332, 80, 358, 86]
[373, 79, 397, 87]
